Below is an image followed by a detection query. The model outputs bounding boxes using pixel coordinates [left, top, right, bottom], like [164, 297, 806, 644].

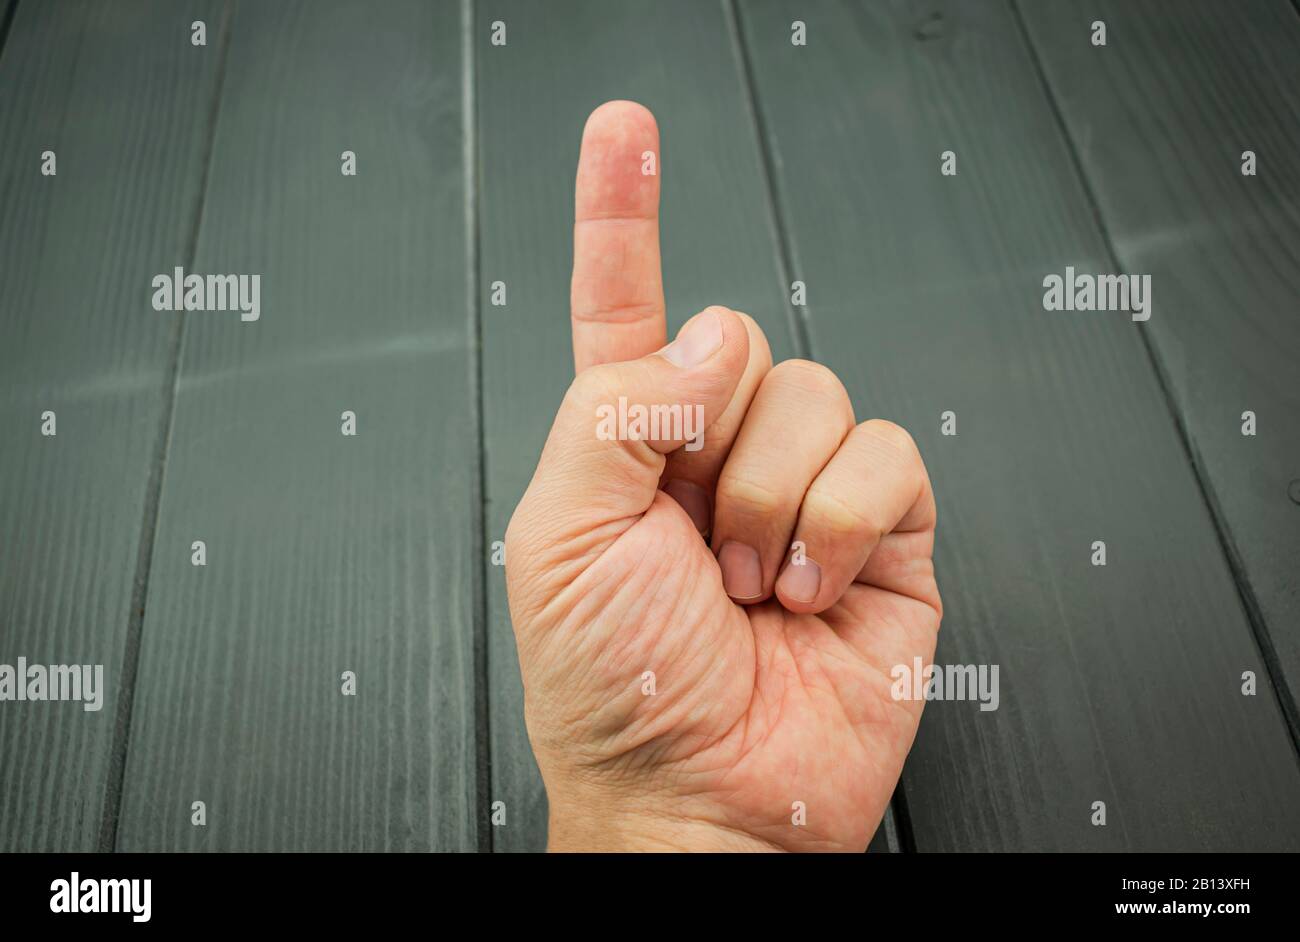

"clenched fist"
[505, 101, 941, 852]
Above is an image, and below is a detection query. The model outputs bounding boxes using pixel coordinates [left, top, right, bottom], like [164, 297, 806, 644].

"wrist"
[545, 794, 784, 853]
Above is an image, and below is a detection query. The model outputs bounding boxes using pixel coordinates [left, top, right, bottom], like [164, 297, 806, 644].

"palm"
[523, 495, 939, 852]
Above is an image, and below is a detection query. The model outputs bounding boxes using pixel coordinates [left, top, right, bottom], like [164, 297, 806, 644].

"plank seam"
[0, 0, 18, 69]
[1008, 0, 1300, 762]
[722, 0, 812, 359]
[96, 0, 236, 853]
[463, 0, 493, 854]
[724, 0, 912, 854]
[890, 780, 917, 854]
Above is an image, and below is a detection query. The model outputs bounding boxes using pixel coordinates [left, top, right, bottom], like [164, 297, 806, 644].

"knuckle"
[770, 358, 846, 401]
[566, 362, 623, 411]
[717, 474, 787, 520]
[862, 419, 919, 461]
[802, 488, 880, 539]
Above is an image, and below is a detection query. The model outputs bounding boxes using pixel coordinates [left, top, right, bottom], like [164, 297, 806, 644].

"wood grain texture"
[738, 0, 1300, 849]
[0, 0, 223, 852]
[1017, 0, 1300, 731]
[114, 0, 479, 851]
[475, 0, 802, 851]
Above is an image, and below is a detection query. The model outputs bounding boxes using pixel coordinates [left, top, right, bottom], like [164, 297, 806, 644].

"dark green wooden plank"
[476, 0, 801, 851]
[739, 0, 1300, 849]
[1017, 0, 1300, 734]
[0, 0, 223, 852]
[115, 0, 478, 851]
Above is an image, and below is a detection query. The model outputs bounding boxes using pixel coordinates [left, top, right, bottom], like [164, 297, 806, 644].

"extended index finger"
[571, 100, 666, 373]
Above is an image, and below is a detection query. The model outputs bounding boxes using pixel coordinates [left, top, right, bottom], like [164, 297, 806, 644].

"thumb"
[508, 306, 749, 576]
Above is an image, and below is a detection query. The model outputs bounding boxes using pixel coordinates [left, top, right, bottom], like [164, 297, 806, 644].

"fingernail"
[777, 556, 822, 605]
[664, 479, 711, 534]
[662, 310, 722, 368]
[718, 541, 763, 600]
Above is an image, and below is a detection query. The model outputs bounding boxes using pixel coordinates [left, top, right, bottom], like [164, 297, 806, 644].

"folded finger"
[710, 360, 855, 602]
[775, 420, 936, 615]
[659, 309, 773, 534]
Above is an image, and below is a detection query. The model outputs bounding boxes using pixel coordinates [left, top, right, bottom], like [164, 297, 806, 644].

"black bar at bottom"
[0, 852, 1284, 928]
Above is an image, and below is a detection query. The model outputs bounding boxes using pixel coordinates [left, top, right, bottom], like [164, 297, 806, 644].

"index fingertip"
[576, 100, 660, 221]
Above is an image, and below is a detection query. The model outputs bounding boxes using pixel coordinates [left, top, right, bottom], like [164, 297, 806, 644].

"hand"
[505, 101, 941, 852]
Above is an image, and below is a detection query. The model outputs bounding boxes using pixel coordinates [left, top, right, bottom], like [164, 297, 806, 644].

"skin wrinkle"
[807, 624, 915, 756]
[570, 299, 663, 324]
[591, 551, 721, 757]
[574, 211, 658, 224]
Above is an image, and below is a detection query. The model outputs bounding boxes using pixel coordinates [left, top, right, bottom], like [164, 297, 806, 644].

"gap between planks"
[464, 0, 494, 855]
[96, 0, 236, 853]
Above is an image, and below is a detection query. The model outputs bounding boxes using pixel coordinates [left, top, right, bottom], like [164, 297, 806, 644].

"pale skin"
[505, 100, 941, 852]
